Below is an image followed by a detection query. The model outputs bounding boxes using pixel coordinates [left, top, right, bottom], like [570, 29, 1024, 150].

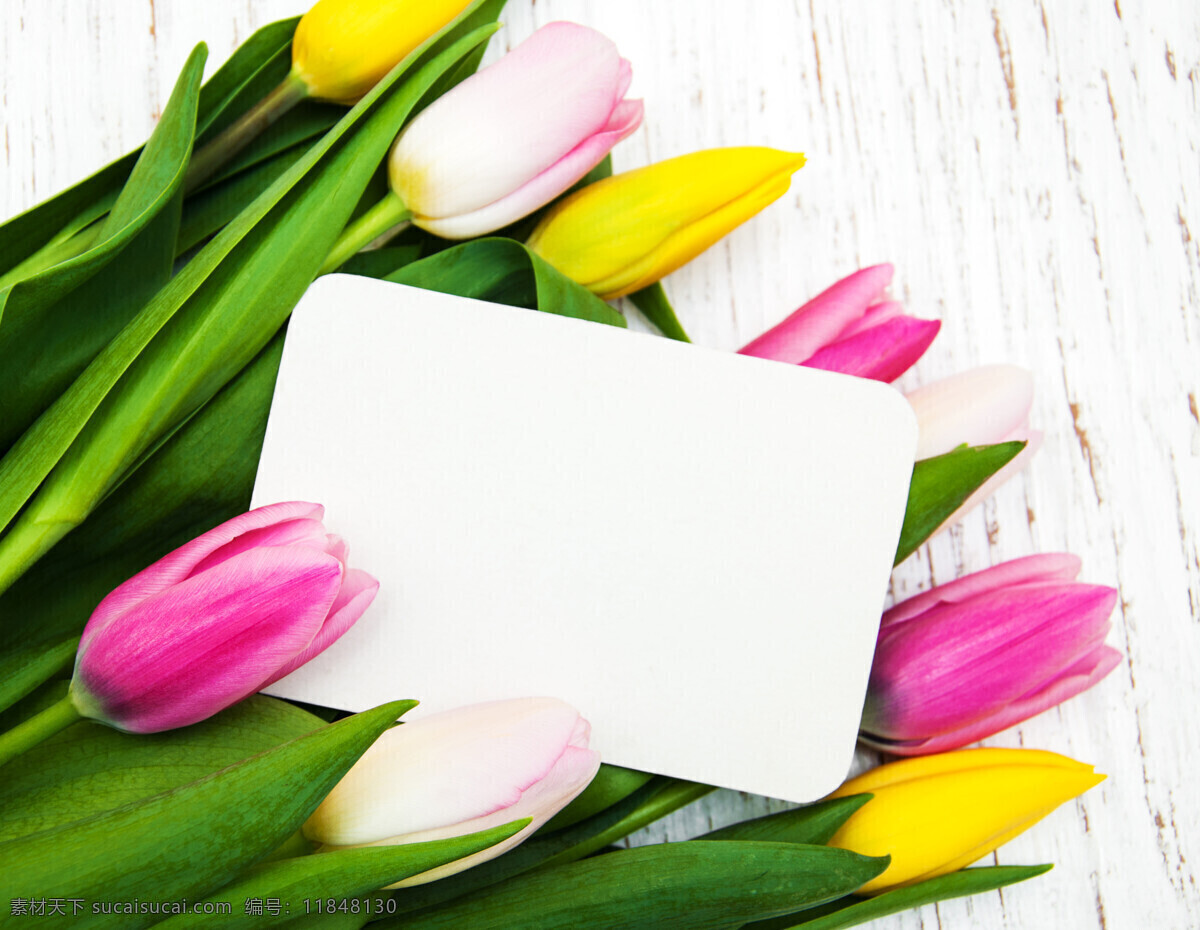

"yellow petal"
[828, 748, 1103, 893]
[293, 0, 474, 104]
[527, 147, 805, 299]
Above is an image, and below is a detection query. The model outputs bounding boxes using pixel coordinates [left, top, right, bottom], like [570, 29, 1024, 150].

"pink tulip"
[388, 22, 643, 239]
[70, 502, 378, 734]
[304, 698, 601, 886]
[906, 364, 1042, 528]
[860, 554, 1121, 756]
[738, 264, 940, 382]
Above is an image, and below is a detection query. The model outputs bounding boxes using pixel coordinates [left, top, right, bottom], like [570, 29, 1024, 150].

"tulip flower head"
[70, 502, 377, 734]
[527, 147, 807, 299]
[739, 264, 941, 383]
[906, 364, 1042, 527]
[828, 748, 1104, 893]
[387, 22, 643, 239]
[292, 0, 475, 104]
[861, 554, 1121, 755]
[304, 697, 601, 886]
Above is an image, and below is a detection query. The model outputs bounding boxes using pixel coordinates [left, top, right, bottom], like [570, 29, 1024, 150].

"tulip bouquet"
[0, 0, 1119, 926]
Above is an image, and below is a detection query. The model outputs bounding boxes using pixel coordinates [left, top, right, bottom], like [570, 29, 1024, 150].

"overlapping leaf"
[0, 8, 504, 596]
[156, 822, 529, 930]
[894, 442, 1025, 565]
[0, 693, 326, 842]
[378, 841, 887, 930]
[0, 701, 410, 930]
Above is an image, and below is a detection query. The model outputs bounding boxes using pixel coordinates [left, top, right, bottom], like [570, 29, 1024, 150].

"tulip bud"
[739, 264, 940, 382]
[387, 22, 643, 239]
[906, 365, 1041, 527]
[827, 748, 1104, 893]
[292, 0, 476, 104]
[861, 554, 1121, 755]
[70, 502, 378, 734]
[304, 698, 601, 887]
[527, 147, 806, 300]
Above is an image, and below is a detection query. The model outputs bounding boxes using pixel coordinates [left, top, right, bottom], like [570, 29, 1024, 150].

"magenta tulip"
[388, 22, 643, 239]
[860, 554, 1121, 756]
[738, 264, 940, 382]
[70, 501, 378, 734]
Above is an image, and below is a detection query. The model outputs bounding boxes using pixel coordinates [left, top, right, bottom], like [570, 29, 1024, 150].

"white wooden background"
[2, 1, 1197, 927]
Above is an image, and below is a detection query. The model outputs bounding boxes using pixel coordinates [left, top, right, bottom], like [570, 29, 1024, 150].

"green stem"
[320, 191, 413, 274]
[184, 71, 309, 192]
[0, 694, 81, 769]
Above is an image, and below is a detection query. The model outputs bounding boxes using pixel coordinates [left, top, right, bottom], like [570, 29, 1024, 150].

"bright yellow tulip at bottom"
[526, 147, 806, 299]
[826, 748, 1104, 894]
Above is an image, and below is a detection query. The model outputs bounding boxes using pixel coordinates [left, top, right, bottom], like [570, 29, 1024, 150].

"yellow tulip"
[292, 0, 475, 104]
[526, 147, 805, 299]
[826, 748, 1104, 894]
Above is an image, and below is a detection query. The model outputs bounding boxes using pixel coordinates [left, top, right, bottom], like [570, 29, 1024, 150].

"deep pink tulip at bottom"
[860, 554, 1120, 756]
[738, 264, 941, 382]
[70, 501, 378, 733]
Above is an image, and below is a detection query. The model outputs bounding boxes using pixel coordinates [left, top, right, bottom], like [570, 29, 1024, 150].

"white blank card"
[253, 274, 917, 802]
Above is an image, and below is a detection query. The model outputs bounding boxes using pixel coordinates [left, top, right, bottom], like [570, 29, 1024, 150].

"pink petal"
[835, 300, 905, 339]
[864, 584, 1118, 740]
[392, 23, 630, 221]
[614, 57, 633, 99]
[81, 502, 324, 649]
[307, 698, 591, 846]
[419, 98, 643, 239]
[738, 264, 894, 363]
[75, 545, 343, 733]
[323, 534, 350, 566]
[262, 568, 379, 687]
[907, 365, 1033, 459]
[189, 518, 330, 577]
[866, 645, 1121, 756]
[385, 742, 601, 887]
[802, 316, 941, 382]
[883, 553, 1083, 628]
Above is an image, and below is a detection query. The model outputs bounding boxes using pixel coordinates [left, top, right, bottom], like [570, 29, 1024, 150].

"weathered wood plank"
[2, 2, 1196, 926]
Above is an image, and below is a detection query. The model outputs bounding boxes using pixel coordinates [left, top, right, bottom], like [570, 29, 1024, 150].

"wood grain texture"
[2, 1, 1197, 927]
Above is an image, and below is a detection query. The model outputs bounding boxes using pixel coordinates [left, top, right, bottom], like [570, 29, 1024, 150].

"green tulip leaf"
[275, 896, 391, 930]
[628, 282, 691, 342]
[379, 841, 887, 930]
[0, 636, 75, 716]
[195, 101, 342, 193]
[0, 701, 412, 929]
[0, 16, 299, 279]
[193, 18, 303, 144]
[894, 441, 1026, 565]
[0, 44, 205, 450]
[0, 14, 502, 594]
[0, 694, 331, 842]
[699, 795, 873, 846]
[0, 335, 284, 662]
[742, 864, 1053, 930]
[155, 821, 529, 930]
[384, 238, 625, 327]
[539, 763, 656, 834]
[390, 776, 714, 916]
[176, 143, 313, 256]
